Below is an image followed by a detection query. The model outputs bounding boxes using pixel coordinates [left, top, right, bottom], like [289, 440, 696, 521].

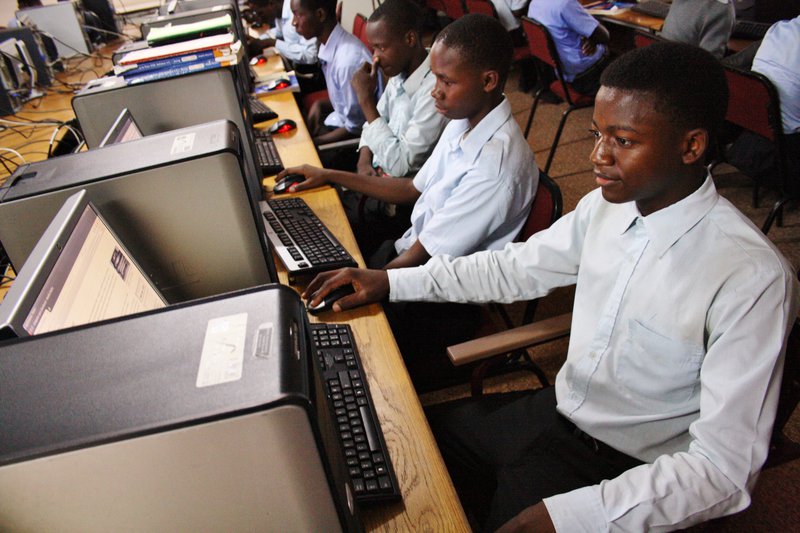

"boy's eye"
[616, 137, 633, 146]
[588, 129, 600, 140]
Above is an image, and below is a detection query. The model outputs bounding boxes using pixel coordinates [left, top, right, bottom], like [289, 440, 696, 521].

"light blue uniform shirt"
[394, 97, 538, 257]
[318, 24, 376, 135]
[389, 176, 798, 532]
[270, 0, 318, 65]
[753, 16, 800, 133]
[358, 54, 447, 177]
[527, 0, 606, 82]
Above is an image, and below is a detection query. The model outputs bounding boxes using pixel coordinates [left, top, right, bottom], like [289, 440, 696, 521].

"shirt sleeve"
[544, 262, 798, 533]
[388, 192, 596, 303]
[324, 46, 374, 134]
[361, 81, 447, 177]
[274, 24, 318, 65]
[561, 0, 599, 37]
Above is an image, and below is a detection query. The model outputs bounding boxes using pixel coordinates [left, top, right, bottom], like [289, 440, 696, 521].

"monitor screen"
[98, 108, 143, 148]
[0, 191, 167, 338]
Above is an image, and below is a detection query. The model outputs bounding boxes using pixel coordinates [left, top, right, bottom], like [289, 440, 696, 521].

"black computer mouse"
[268, 118, 297, 134]
[273, 173, 305, 194]
[307, 285, 356, 315]
[267, 77, 291, 90]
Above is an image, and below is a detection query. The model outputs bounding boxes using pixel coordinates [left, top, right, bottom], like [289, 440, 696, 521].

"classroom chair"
[522, 16, 596, 176]
[719, 66, 792, 234]
[452, 170, 564, 396]
[353, 13, 372, 52]
[633, 28, 663, 48]
[464, 0, 532, 63]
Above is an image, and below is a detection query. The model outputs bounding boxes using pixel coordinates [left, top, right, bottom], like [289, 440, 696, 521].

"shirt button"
[589, 352, 597, 359]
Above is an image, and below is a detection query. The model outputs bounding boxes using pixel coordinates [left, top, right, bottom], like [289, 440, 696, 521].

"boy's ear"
[405, 29, 418, 48]
[314, 6, 327, 23]
[681, 128, 708, 165]
[481, 70, 500, 93]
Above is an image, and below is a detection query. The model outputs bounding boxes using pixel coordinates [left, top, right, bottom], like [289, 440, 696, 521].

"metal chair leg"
[524, 90, 543, 138]
[543, 105, 575, 175]
[761, 197, 789, 234]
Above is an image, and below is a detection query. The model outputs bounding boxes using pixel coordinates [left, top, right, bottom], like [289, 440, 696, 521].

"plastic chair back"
[353, 13, 372, 52]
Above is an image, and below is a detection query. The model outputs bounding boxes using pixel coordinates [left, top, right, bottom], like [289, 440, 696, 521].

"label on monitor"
[196, 312, 248, 387]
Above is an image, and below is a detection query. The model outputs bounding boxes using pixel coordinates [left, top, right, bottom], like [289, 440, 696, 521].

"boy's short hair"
[435, 14, 513, 85]
[296, 0, 336, 18]
[600, 41, 728, 143]
[369, 0, 423, 36]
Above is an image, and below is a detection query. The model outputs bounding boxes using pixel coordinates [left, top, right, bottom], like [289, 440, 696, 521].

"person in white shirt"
[303, 41, 799, 531]
[345, 0, 449, 255]
[290, 0, 376, 145]
[279, 15, 538, 390]
[263, 0, 318, 65]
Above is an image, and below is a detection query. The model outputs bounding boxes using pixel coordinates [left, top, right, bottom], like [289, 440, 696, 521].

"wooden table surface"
[1, 46, 469, 532]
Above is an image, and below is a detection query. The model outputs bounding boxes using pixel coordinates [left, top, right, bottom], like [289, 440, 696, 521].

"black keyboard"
[310, 323, 402, 503]
[732, 19, 771, 40]
[253, 129, 284, 176]
[249, 96, 278, 123]
[630, 0, 670, 18]
[261, 197, 357, 276]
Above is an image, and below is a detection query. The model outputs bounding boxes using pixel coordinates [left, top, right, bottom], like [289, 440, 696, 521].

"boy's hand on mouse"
[276, 165, 328, 192]
[303, 268, 389, 312]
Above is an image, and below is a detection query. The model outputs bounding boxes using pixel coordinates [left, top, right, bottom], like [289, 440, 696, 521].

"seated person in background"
[253, 0, 325, 93]
[660, 0, 735, 59]
[491, 0, 530, 44]
[245, 0, 281, 58]
[303, 42, 799, 531]
[348, 0, 449, 255]
[279, 14, 538, 391]
[727, 15, 800, 195]
[290, 0, 378, 145]
[527, 0, 610, 96]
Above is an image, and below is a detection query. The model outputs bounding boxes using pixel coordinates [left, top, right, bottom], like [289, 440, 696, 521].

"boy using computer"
[279, 14, 538, 390]
[347, 0, 449, 256]
[304, 41, 798, 531]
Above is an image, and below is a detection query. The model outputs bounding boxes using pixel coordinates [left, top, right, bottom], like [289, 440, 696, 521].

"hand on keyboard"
[303, 267, 390, 312]
[276, 164, 331, 193]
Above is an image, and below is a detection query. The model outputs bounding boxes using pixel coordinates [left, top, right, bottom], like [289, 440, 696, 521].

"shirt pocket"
[617, 319, 705, 406]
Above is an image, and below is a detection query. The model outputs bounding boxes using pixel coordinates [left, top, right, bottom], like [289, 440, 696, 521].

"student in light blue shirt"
[527, 0, 610, 95]
[280, 15, 538, 390]
[303, 42, 798, 533]
[290, 0, 377, 145]
[269, 0, 318, 65]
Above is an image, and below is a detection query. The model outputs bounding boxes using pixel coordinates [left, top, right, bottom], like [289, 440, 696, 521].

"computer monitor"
[0, 120, 277, 304]
[72, 68, 263, 202]
[0, 27, 54, 87]
[15, 3, 92, 59]
[98, 108, 143, 147]
[0, 190, 166, 340]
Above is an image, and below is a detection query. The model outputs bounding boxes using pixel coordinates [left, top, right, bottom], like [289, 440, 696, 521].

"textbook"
[123, 53, 239, 85]
[118, 33, 236, 66]
[146, 13, 232, 45]
[114, 42, 240, 75]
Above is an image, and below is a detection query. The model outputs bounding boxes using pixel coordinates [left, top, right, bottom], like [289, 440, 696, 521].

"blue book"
[123, 55, 237, 85]
[116, 49, 221, 76]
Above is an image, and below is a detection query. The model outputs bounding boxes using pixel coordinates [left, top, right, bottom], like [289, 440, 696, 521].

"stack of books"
[114, 16, 242, 85]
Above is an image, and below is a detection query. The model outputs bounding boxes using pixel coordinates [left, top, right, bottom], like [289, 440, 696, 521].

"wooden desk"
[1, 46, 469, 532]
[257, 74, 470, 533]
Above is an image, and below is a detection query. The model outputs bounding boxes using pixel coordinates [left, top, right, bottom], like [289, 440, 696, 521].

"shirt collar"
[635, 173, 719, 257]
[402, 54, 432, 96]
[318, 23, 344, 64]
[446, 97, 512, 162]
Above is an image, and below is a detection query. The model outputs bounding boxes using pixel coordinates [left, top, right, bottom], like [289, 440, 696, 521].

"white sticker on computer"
[196, 313, 248, 387]
[170, 133, 196, 155]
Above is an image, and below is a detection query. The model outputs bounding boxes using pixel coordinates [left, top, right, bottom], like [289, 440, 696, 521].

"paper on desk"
[147, 13, 233, 44]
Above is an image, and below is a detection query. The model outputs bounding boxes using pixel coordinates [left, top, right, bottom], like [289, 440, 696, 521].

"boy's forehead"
[594, 86, 664, 125]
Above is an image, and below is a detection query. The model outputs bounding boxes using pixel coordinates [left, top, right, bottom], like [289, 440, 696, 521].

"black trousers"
[425, 387, 643, 531]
